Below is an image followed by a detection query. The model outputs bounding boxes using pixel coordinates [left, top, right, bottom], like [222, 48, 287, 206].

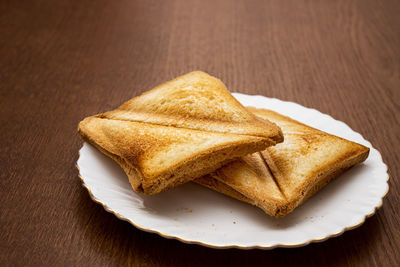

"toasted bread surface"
[195, 108, 369, 217]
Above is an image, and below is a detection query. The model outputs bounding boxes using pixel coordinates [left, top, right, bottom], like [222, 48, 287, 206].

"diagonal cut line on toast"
[93, 116, 281, 144]
[97, 113, 282, 144]
[259, 151, 287, 200]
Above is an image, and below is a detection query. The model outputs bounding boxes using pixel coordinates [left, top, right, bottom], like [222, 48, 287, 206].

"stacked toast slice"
[195, 108, 369, 217]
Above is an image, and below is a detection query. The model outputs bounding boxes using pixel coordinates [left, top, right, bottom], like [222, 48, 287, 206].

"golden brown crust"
[196, 107, 370, 218]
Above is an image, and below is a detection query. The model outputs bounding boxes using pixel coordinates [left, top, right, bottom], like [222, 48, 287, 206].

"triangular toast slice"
[195, 108, 369, 217]
[78, 72, 283, 195]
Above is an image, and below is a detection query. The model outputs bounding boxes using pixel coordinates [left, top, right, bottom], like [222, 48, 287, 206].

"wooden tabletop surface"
[1, 0, 399, 266]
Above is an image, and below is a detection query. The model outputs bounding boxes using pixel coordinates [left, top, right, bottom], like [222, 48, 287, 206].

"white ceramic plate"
[77, 93, 389, 249]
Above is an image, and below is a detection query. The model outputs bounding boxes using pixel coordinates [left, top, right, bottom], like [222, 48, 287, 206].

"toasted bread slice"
[78, 72, 283, 195]
[195, 108, 370, 217]
[100, 71, 283, 143]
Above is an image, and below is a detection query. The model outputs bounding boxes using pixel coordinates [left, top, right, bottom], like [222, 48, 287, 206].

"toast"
[195, 108, 370, 217]
[78, 72, 283, 195]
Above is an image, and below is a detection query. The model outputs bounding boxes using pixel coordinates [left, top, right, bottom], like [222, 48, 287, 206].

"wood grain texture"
[0, 0, 399, 266]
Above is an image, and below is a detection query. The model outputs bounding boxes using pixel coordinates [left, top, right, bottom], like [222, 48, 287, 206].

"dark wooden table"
[1, 0, 399, 266]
